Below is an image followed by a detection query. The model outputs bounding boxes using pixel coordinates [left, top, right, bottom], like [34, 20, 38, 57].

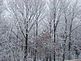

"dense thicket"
[0, 0, 81, 61]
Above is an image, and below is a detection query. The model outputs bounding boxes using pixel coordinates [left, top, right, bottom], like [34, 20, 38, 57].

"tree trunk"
[24, 21, 28, 61]
[34, 50, 37, 61]
[63, 47, 65, 61]
[49, 54, 52, 61]
[68, 20, 72, 60]
[34, 19, 38, 61]
[68, 42, 71, 60]
[46, 56, 48, 61]
[62, 16, 67, 61]
[53, 23, 56, 61]
[53, 12, 56, 61]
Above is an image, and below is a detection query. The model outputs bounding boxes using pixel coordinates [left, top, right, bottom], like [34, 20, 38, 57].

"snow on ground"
[65, 59, 81, 61]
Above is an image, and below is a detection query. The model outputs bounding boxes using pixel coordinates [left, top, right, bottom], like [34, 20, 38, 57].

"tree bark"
[24, 21, 28, 61]
[62, 15, 67, 61]
[53, 19, 56, 61]
[68, 20, 73, 60]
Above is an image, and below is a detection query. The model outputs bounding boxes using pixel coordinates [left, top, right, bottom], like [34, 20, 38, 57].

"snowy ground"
[65, 59, 81, 61]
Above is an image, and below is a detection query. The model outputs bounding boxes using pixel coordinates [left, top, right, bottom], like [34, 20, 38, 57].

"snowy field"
[65, 59, 81, 61]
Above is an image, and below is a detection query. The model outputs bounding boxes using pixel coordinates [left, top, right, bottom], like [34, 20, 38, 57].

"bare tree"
[6, 0, 45, 61]
[49, 0, 63, 61]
